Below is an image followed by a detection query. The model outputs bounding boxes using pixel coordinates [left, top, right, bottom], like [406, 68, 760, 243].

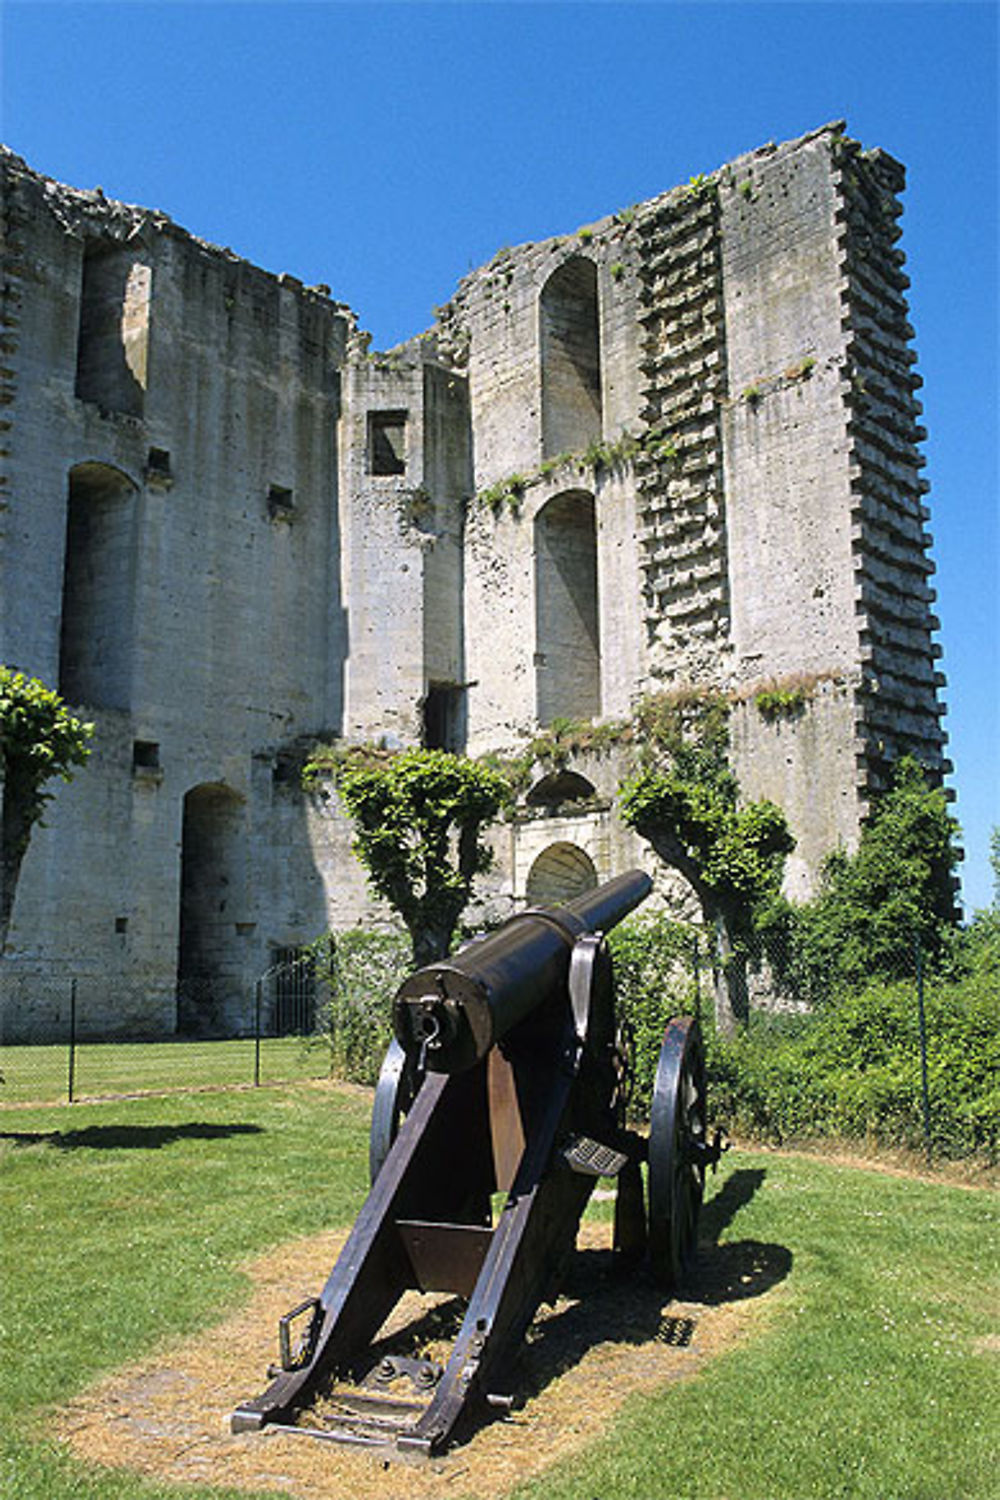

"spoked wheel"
[648, 1015, 707, 1287]
[369, 1038, 423, 1185]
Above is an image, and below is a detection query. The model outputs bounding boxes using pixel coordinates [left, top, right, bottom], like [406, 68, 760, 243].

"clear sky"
[2, 0, 997, 909]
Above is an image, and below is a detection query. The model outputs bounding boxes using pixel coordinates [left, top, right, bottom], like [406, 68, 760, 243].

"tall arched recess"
[176, 783, 247, 1036]
[540, 257, 602, 459]
[59, 461, 139, 708]
[534, 489, 601, 724]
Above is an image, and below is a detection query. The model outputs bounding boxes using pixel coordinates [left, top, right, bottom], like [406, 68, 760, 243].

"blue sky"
[2, 0, 997, 909]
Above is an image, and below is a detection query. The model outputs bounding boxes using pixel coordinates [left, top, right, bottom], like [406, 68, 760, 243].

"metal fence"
[0, 956, 330, 1105]
[1, 924, 991, 1167]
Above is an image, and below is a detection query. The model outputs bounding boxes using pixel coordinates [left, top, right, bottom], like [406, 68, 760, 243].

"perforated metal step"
[561, 1135, 628, 1177]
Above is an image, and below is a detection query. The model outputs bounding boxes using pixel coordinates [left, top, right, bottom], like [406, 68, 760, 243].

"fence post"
[254, 977, 262, 1088]
[67, 978, 77, 1103]
[691, 932, 701, 1025]
[914, 933, 932, 1163]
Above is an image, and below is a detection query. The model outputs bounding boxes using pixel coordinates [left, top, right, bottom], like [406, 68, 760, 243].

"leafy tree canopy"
[619, 727, 793, 939]
[783, 756, 962, 991]
[308, 746, 509, 966]
[1, 667, 93, 948]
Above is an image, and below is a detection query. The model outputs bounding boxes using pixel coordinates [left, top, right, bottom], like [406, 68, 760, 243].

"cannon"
[231, 869, 724, 1458]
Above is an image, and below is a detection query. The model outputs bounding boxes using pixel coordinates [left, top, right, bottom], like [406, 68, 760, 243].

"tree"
[789, 755, 961, 992]
[313, 747, 509, 966]
[619, 727, 793, 1032]
[1, 668, 93, 951]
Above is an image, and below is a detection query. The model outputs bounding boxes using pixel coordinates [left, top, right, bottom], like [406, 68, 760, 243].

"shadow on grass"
[0, 1122, 264, 1150]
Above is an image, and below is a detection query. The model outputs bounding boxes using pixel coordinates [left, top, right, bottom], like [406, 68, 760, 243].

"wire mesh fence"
[0, 960, 330, 1105]
[1, 920, 994, 1163]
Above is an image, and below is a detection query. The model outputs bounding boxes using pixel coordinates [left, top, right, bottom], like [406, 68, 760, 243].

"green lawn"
[0, 1083, 996, 1500]
[0, 1035, 329, 1104]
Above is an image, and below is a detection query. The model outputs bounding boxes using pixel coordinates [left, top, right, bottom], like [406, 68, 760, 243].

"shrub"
[311, 928, 410, 1084]
[607, 912, 703, 1114]
[705, 973, 999, 1161]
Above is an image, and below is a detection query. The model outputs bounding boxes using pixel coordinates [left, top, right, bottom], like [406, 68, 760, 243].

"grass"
[0, 1084, 996, 1500]
[0, 1036, 329, 1104]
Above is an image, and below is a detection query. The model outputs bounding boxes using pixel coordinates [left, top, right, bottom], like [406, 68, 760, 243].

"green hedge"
[704, 973, 999, 1161]
[311, 913, 998, 1161]
[313, 928, 410, 1084]
[607, 909, 998, 1161]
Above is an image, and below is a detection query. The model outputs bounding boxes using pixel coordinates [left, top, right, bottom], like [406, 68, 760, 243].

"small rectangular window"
[368, 410, 408, 476]
[267, 484, 295, 521]
[422, 683, 466, 753]
[146, 447, 173, 488]
[133, 740, 160, 771]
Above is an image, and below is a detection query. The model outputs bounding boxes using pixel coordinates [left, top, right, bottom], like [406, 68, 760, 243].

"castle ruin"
[0, 122, 947, 1039]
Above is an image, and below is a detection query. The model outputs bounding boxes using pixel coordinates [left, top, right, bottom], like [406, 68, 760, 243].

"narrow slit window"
[368, 410, 408, 476]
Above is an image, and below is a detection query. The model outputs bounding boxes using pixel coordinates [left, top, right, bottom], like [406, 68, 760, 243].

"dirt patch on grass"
[56, 1218, 787, 1500]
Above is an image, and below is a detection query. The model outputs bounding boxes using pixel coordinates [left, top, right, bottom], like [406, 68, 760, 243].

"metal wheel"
[647, 1015, 707, 1287]
[369, 1038, 422, 1185]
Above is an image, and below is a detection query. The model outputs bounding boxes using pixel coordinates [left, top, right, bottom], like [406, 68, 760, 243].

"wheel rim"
[648, 1015, 707, 1286]
[369, 1038, 422, 1184]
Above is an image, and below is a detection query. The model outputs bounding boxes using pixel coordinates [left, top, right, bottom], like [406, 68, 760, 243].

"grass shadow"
[0, 1122, 264, 1150]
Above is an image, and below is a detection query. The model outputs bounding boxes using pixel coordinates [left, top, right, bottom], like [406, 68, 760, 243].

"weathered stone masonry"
[0, 123, 947, 1038]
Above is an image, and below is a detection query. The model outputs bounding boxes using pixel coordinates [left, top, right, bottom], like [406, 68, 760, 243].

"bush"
[313, 928, 410, 1085]
[707, 973, 999, 1161]
[606, 912, 703, 1116]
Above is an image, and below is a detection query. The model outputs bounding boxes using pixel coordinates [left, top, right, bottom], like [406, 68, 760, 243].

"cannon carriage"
[232, 870, 724, 1458]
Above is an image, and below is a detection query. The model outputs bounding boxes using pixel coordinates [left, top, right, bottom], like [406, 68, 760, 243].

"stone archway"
[525, 842, 598, 906]
[534, 489, 600, 724]
[539, 256, 602, 459]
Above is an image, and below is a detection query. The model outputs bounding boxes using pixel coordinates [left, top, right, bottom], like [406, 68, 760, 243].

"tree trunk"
[410, 922, 453, 970]
[0, 786, 32, 953]
[710, 914, 749, 1036]
[640, 825, 749, 1034]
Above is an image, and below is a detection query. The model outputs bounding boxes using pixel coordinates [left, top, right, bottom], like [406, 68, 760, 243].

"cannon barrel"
[392, 868, 652, 1073]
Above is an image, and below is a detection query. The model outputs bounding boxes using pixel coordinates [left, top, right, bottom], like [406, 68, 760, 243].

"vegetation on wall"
[617, 693, 794, 1030]
[0, 668, 92, 951]
[474, 426, 677, 516]
[303, 745, 508, 966]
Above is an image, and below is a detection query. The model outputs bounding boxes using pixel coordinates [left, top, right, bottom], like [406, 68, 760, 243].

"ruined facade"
[0, 123, 947, 1038]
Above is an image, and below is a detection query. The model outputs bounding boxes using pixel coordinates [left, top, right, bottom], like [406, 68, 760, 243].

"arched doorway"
[525, 842, 598, 906]
[539, 257, 602, 459]
[59, 461, 138, 708]
[534, 489, 600, 724]
[176, 783, 247, 1035]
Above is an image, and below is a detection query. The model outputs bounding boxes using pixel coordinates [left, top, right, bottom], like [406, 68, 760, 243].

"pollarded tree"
[311, 746, 509, 967]
[618, 716, 794, 1033]
[1, 668, 93, 951]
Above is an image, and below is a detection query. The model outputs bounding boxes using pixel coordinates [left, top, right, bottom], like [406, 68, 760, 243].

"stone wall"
[0, 123, 947, 1039]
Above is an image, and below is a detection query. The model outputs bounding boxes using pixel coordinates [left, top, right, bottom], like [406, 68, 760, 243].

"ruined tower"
[0, 122, 946, 1038]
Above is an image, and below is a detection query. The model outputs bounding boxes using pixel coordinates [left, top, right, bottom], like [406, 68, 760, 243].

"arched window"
[525, 769, 597, 808]
[58, 462, 138, 707]
[176, 783, 247, 1035]
[539, 257, 602, 459]
[534, 490, 600, 724]
[525, 843, 598, 906]
[75, 245, 151, 416]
